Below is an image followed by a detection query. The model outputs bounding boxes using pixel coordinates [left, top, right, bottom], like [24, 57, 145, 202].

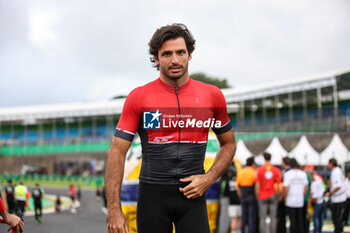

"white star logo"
[150, 110, 161, 122]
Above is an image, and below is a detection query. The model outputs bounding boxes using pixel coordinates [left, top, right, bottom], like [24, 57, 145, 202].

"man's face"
[327, 162, 332, 170]
[154, 37, 191, 80]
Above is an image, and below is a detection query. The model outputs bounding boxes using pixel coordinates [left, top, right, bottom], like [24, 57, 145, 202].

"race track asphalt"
[0, 188, 107, 233]
[2, 187, 349, 233]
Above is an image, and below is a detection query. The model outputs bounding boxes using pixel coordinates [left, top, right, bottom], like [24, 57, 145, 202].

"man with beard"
[106, 23, 236, 233]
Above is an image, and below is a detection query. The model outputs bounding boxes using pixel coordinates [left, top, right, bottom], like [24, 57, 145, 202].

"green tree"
[190, 72, 231, 89]
[112, 95, 127, 99]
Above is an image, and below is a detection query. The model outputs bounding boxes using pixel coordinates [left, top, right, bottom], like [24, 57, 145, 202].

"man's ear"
[189, 54, 192, 61]
[154, 55, 159, 66]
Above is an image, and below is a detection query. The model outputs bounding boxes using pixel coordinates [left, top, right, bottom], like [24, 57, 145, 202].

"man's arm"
[283, 186, 289, 204]
[325, 187, 341, 197]
[236, 172, 242, 199]
[304, 185, 308, 197]
[255, 182, 260, 199]
[106, 137, 132, 233]
[0, 198, 24, 232]
[180, 129, 236, 199]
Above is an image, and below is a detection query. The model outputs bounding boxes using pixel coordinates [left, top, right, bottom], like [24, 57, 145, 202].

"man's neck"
[160, 74, 189, 87]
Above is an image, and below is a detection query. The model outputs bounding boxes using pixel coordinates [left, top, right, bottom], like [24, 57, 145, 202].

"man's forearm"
[330, 187, 341, 196]
[0, 211, 10, 223]
[105, 144, 127, 212]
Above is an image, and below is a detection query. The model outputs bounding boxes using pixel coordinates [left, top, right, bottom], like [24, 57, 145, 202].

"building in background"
[1, 69, 350, 174]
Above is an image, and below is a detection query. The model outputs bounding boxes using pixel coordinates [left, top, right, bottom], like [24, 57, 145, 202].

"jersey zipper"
[175, 87, 181, 181]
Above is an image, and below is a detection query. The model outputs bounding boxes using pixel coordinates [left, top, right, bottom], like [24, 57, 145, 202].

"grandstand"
[0, 69, 350, 174]
[223, 68, 350, 133]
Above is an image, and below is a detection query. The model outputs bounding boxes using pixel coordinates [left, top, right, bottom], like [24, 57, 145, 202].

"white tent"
[124, 140, 142, 179]
[289, 135, 320, 165]
[235, 140, 253, 165]
[320, 134, 349, 165]
[264, 137, 287, 165]
[254, 154, 265, 166]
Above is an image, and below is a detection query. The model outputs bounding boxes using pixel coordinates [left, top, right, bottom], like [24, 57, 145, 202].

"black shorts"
[137, 182, 210, 233]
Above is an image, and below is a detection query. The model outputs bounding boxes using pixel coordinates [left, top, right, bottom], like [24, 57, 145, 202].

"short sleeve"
[332, 169, 343, 188]
[283, 172, 290, 187]
[114, 87, 143, 141]
[211, 87, 232, 134]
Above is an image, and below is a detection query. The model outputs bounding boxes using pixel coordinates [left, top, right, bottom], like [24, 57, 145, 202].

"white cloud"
[29, 10, 59, 46]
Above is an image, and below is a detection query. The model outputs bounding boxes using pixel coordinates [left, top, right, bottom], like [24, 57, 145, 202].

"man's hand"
[179, 174, 214, 199]
[107, 209, 129, 233]
[2, 212, 24, 233]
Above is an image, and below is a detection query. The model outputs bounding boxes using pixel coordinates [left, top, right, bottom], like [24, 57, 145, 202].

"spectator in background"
[303, 165, 312, 233]
[305, 164, 323, 181]
[325, 158, 346, 233]
[276, 156, 290, 233]
[283, 158, 308, 233]
[222, 161, 241, 233]
[323, 176, 332, 220]
[236, 157, 257, 233]
[69, 183, 77, 214]
[77, 186, 82, 202]
[343, 171, 350, 226]
[4, 179, 16, 214]
[309, 169, 326, 233]
[255, 152, 281, 233]
[55, 195, 62, 213]
[96, 187, 102, 201]
[32, 183, 44, 223]
[14, 182, 29, 216]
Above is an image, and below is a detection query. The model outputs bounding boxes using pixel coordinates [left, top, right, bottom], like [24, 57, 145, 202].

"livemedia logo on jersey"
[143, 109, 222, 129]
[143, 110, 162, 129]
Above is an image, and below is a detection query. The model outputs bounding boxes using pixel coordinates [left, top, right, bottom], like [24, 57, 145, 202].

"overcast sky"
[1, 0, 350, 107]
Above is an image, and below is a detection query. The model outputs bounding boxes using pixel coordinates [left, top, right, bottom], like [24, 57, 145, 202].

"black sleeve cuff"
[212, 121, 233, 135]
[114, 130, 135, 141]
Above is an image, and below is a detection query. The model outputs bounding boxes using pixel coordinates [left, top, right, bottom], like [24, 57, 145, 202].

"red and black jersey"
[114, 77, 232, 184]
[0, 198, 5, 213]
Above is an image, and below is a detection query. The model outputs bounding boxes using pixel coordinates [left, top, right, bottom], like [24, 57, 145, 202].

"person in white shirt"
[283, 158, 308, 233]
[309, 170, 326, 233]
[325, 158, 346, 233]
[342, 171, 350, 226]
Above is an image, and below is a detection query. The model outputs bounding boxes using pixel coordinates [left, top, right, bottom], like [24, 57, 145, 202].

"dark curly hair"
[149, 23, 196, 70]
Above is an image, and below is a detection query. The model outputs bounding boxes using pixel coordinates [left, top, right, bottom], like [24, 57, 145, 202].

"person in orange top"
[255, 152, 282, 233]
[236, 157, 257, 233]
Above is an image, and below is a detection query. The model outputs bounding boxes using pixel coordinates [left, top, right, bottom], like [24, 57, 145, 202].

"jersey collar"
[157, 77, 192, 92]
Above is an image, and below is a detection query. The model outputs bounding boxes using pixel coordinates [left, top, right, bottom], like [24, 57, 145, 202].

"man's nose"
[171, 54, 180, 64]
